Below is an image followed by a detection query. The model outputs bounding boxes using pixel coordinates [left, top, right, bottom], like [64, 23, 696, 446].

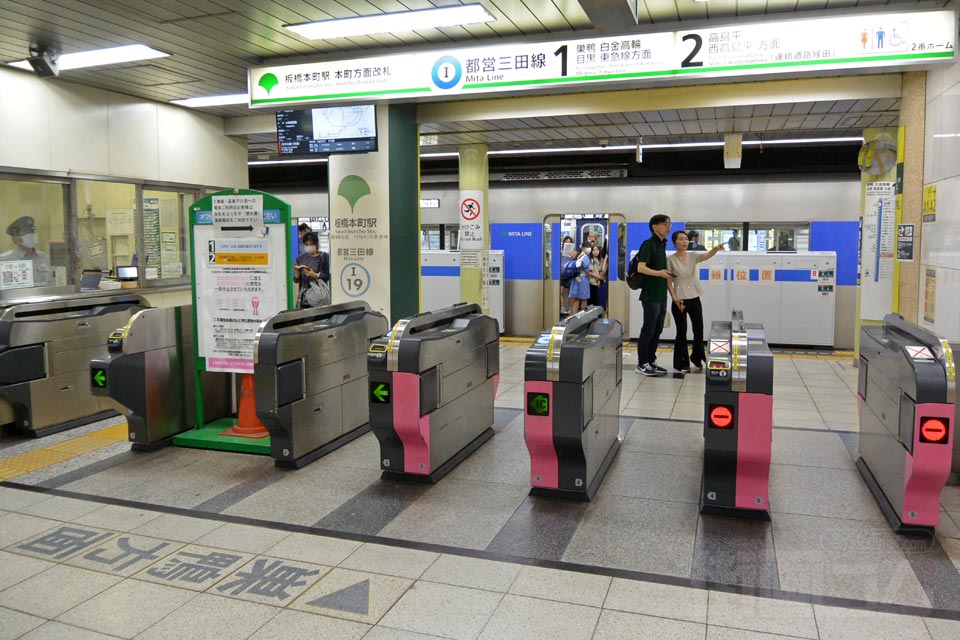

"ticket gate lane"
[858, 314, 955, 535]
[524, 306, 623, 500]
[0, 294, 147, 437]
[702, 312, 774, 519]
[254, 301, 388, 468]
[369, 303, 499, 483]
[89, 305, 230, 451]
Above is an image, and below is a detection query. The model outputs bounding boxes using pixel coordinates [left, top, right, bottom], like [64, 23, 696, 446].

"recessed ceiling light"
[285, 4, 495, 40]
[7, 44, 168, 71]
[171, 93, 249, 108]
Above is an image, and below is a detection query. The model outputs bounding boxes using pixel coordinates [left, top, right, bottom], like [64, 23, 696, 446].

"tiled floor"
[2, 345, 960, 639]
[2, 485, 960, 640]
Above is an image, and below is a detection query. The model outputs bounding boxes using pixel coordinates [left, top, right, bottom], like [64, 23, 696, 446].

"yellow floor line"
[0, 422, 128, 482]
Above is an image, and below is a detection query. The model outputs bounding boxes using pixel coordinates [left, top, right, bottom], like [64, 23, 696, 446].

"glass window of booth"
[76, 180, 136, 276]
[142, 189, 196, 281]
[0, 177, 68, 291]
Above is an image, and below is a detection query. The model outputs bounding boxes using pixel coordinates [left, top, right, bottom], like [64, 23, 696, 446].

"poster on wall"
[924, 268, 936, 325]
[142, 198, 161, 279]
[106, 209, 134, 236]
[896, 224, 915, 261]
[860, 181, 896, 320]
[922, 185, 937, 223]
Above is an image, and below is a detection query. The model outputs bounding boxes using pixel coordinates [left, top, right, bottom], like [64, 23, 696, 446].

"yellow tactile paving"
[0, 422, 128, 482]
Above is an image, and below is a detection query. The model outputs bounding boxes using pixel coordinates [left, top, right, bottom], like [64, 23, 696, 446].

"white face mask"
[19, 233, 38, 249]
[305, 246, 318, 255]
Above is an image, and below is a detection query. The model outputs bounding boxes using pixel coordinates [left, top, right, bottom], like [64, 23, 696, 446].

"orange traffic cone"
[219, 374, 269, 439]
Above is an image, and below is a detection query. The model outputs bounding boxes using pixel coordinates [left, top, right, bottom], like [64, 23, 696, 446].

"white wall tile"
[0, 69, 52, 170]
[939, 89, 960, 181]
[927, 67, 943, 103]
[942, 55, 960, 98]
[924, 95, 943, 184]
[107, 95, 159, 181]
[47, 82, 110, 174]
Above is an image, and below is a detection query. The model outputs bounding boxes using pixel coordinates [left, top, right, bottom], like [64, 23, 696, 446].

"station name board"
[249, 10, 955, 107]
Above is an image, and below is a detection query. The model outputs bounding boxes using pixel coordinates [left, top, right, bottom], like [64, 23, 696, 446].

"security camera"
[27, 46, 59, 77]
[599, 139, 609, 148]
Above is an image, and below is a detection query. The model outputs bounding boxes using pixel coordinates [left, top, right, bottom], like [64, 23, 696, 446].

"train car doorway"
[542, 213, 628, 334]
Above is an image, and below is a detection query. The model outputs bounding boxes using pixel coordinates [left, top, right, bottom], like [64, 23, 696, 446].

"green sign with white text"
[249, 10, 955, 107]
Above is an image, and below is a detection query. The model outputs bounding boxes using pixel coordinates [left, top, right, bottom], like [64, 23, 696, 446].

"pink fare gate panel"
[524, 380, 558, 489]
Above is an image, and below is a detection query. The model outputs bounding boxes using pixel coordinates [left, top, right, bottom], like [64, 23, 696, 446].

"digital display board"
[276, 105, 377, 155]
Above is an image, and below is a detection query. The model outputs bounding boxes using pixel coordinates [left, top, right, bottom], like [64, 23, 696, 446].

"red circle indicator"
[709, 405, 733, 428]
[920, 418, 948, 443]
[460, 198, 481, 220]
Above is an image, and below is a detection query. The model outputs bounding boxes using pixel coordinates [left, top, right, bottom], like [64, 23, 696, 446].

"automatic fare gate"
[702, 311, 774, 519]
[1, 294, 147, 437]
[858, 314, 955, 535]
[368, 303, 499, 482]
[254, 301, 388, 468]
[89, 306, 231, 450]
[524, 306, 623, 500]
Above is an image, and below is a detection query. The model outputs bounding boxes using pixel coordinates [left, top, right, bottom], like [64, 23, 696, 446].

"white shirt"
[667, 252, 703, 300]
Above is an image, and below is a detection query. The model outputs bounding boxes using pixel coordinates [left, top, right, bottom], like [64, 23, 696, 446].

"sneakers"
[676, 367, 690, 374]
[637, 363, 659, 376]
[636, 363, 667, 377]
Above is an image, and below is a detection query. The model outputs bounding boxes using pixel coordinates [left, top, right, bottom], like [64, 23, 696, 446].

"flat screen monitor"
[116, 266, 139, 281]
[79, 271, 103, 292]
[276, 105, 377, 155]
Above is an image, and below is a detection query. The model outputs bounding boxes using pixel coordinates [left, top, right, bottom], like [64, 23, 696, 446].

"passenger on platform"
[727, 229, 741, 251]
[296, 222, 311, 256]
[293, 231, 331, 309]
[588, 243, 604, 309]
[635, 215, 673, 377]
[0, 216, 50, 287]
[667, 230, 725, 373]
[559, 235, 575, 315]
[687, 230, 707, 251]
[568, 241, 593, 314]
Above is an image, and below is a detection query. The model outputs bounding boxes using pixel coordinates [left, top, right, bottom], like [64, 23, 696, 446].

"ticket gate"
[857, 314, 955, 535]
[701, 311, 774, 519]
[368, 303, 499, 482]
[0, 294, 147, 437]
[523, 306, 623, 500]
[89, 305, 231, 450]
[254, 302, 389, 468]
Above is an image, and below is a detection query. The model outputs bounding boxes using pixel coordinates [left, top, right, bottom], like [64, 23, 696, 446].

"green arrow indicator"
[92, 369, 106, 388]
[371, 382, 390, 403]
[527, 392, 549, 416]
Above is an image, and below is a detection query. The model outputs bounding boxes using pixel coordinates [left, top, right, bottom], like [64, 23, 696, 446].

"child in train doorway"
[568, 241, 593, 314]
[666, 230, 724, 373]
[635, 215, 673, 377]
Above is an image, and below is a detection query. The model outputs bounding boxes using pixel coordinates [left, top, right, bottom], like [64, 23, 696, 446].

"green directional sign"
[91, 368, 107, 389]
[370, 381, 391, 404]
[527, 392, 550, 416]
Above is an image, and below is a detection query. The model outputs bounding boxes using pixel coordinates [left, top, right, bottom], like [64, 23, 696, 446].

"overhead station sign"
[249, 10, 955, 107]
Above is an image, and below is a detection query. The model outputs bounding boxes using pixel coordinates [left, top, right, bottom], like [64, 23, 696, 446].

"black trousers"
[671, 296, 706, 370]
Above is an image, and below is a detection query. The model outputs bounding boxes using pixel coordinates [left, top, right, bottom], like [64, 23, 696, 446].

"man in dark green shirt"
[635, 214, 673, 376]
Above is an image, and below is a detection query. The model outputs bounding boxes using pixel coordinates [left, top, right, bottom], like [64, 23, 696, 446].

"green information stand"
[173, 189, 294, 455]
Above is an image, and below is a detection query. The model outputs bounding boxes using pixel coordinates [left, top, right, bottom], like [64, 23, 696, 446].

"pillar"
[327, 104, 419, 323]
[896, 71, 925, 321]
[458, 144, 489, 311]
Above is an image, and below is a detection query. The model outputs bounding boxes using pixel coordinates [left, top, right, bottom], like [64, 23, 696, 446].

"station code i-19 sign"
[249, 10, 955, 107]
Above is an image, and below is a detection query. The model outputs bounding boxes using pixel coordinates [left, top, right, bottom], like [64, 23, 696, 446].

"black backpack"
[627, 251, 644, 290]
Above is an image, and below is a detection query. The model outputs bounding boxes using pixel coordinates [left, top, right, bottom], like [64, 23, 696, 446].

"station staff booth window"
[687, 223, 810, 253]
[0, 176, 69, 292]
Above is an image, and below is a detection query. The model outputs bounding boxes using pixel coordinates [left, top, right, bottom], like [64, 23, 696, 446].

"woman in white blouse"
[667, 230, 724, 373]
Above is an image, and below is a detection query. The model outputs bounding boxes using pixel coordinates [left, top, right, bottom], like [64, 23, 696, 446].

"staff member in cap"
[1, 216, 50, 286]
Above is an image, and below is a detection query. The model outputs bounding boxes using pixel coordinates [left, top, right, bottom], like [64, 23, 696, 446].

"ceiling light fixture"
[8, 44, 168, 72]
[285, 4, 495, 40]
[171, 94, 249, 108]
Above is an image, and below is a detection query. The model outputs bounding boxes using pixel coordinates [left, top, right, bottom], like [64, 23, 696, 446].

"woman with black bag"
[292, 231, 331, 309]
